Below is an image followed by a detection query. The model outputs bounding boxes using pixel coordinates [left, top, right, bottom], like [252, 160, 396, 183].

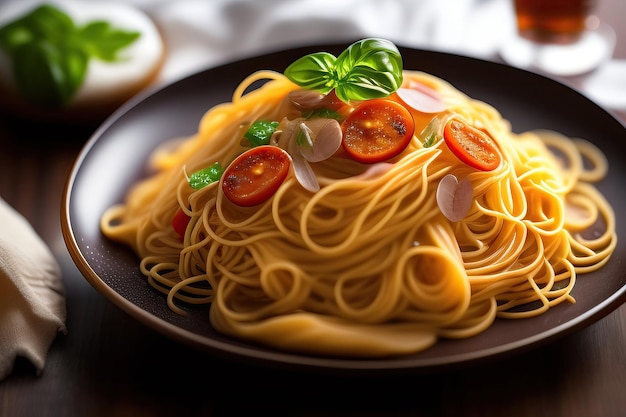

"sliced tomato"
[221, 145, 291, 206]
[443, 118, 501, 171]
[341, 99, 415, 163]
[172, 207, 190, 240]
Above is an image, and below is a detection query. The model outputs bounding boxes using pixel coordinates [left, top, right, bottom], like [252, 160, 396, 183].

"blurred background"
[0, 0, 624, 123]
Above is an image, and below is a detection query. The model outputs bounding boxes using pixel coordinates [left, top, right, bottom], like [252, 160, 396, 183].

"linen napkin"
[135, 0, 625, 110]
[132, 0, 504, 87]
[0, 198, 66, 380]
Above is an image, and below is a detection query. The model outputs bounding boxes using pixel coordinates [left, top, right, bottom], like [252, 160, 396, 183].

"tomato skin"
[341, 99, 415, 164]
[443, 118, 501, 171]
[172, 207, 190, 240]
[221, 145, 291, 207]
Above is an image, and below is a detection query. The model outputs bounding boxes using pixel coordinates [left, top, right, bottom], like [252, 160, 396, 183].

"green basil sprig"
[189, 162, 224, 190]
[284, 38, 403, 103]
[244, 120, 279, 147]
[0, 4, 141, 107]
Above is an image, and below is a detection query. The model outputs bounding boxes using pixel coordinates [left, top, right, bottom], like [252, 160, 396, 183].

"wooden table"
[1, 3, 625, 416]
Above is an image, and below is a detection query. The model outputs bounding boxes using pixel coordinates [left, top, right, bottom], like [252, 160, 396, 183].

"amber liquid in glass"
[514, 0, 594, 44]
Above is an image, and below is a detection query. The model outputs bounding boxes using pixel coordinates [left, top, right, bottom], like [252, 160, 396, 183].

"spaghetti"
[101, 66, 616, 357]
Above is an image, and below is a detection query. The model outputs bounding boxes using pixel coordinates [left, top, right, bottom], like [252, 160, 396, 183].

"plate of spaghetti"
[62, 40, 626, 372]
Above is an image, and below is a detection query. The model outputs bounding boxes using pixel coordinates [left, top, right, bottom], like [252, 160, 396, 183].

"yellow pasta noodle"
[101, 69, 616, 357]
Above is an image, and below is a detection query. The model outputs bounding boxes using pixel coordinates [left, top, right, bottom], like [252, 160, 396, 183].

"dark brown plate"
[62, 44, 626, 373]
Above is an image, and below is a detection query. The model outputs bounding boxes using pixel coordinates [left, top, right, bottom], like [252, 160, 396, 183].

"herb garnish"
[284, 38, 403, 103]
[189, 163, 224, 190]
[0, 4, 141, 107]
[244, 120, 279, 147]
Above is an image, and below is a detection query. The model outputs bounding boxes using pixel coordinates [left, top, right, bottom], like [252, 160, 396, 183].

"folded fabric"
[136, 0, 497, 86]
[0, 198, 66, 381]
[134, 0, 624, 112]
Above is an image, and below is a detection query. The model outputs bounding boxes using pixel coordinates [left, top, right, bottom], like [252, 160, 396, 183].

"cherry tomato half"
[341, 99, 415, 164]
[221, 145, 291, 207]
[171, 207, 190, 240]
[443, 118, 501, 171]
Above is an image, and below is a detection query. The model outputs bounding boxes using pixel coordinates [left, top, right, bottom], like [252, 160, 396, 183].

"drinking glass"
[499, 0, 615, 76]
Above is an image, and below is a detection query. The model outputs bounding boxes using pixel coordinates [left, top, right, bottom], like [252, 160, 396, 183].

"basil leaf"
[283, 38, 403, 103]
[0, 5, 74, 52]
[333, 38, 403, 102]
[12, 41, 87, 106]
[284, 52, 337, 93]
[80, 21, 141, 61]
[0, 21, 34, 52]
[25, 5, 75, 38]
[8, 6, 73, 44]
[0, 4, 141, 108]
[244, 120, 279, 147]
[189, 163, 224, 190]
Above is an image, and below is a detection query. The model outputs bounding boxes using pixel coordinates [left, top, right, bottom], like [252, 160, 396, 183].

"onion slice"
[397, 82, 446, 114]
[436, 174, 473, 222]
[288, 89, 325, 109]
[297, 118, 342, 162]
[288, 136, 320, 192]
[418, 113, 448, 147]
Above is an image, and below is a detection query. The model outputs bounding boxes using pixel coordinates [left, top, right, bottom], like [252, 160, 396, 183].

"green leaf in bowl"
[0, 4, 141, 108]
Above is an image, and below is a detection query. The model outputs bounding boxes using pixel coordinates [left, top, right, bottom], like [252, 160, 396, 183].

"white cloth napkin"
[0, 198, 66, 380]
[135, 0, 625, 110]
[132, 0, 502, 87]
